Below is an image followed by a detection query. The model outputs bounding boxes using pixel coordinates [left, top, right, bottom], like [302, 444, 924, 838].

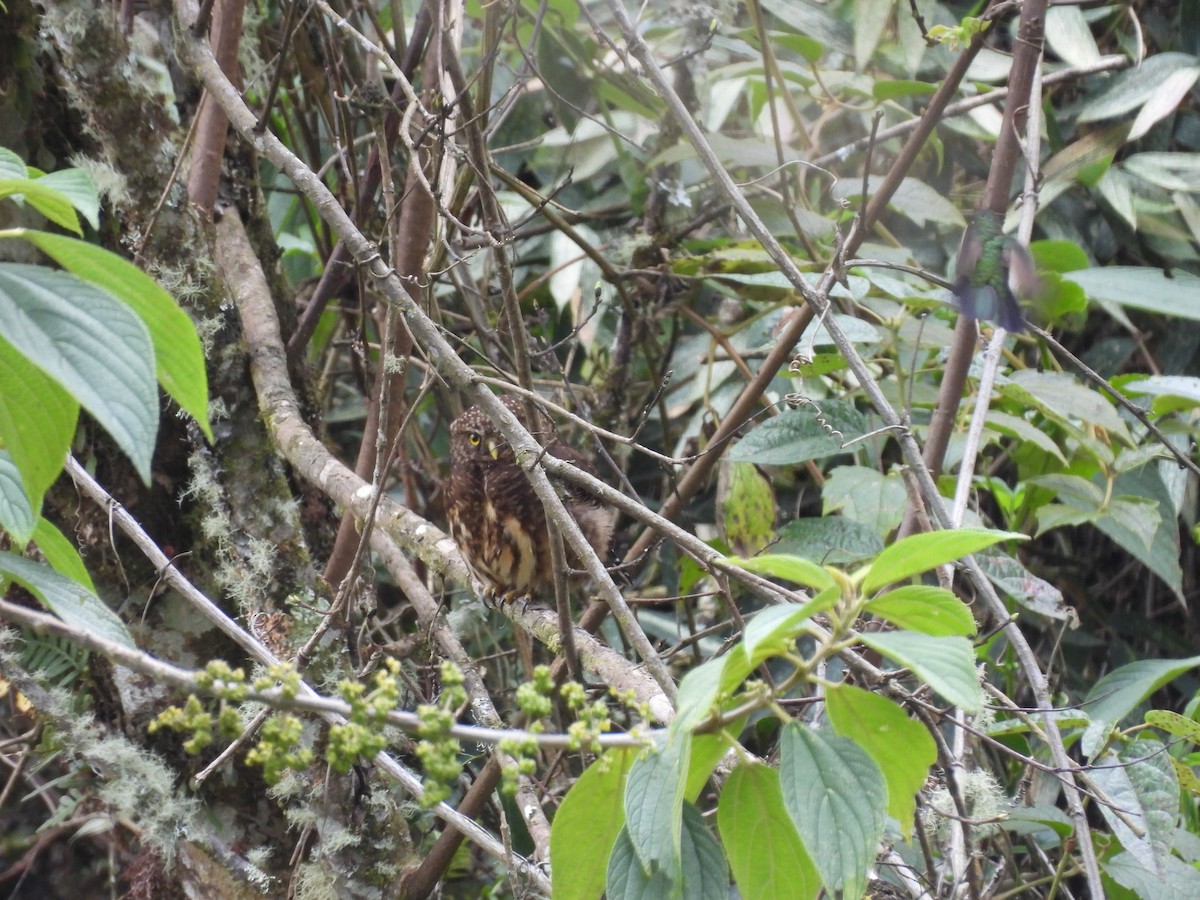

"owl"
[446, 395, 616, 603]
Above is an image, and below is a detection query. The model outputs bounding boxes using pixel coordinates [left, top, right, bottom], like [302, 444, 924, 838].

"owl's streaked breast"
[445, 397, 615, 602]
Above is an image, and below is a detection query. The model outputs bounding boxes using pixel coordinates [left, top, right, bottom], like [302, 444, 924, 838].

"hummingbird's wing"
[1005, 242, 1040, 301]
[954, 218, 983, 284]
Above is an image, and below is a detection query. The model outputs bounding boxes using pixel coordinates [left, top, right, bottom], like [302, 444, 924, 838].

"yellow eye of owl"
[467, 432, 481, 447]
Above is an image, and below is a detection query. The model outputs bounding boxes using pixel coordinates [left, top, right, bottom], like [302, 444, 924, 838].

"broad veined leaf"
[1081, 656, 1200, 757]
[0, 451, 35, 545]
[718, 460, 776, 557]
[779, 723, 886, 899]
[676, 802, 727, 900]
[823, 466, 907, 537]
[865, 585, 977, 636]
[0, 336, 78, 527]
[773, 515, 883, 566]
[729, 403, 866, 465]
[0, 146, 26, 179]
[0, 551, 134, 649]
[825, 683, 936, 833]
[552, 747, 636, 900]
[1091, 739, 1178, 877]
[1144, 709, 1200, 744]
[606, 826, 677, 899]
[1103, 849, 1200, 896]
[32, 517, 96, 594]
[0, 179, 81, 234]
[862, 528, 1025, 594]
[624, 727, 690, 877]
[1066, 267, 1200, 321]
[34, 167, 101, 230]
[719, 763, 821, 900]
[742, 589, 839, 663]
[723, 553, 834, 591]
[0, 264, 157, 482]
[14, 230, 212, 441]
[858, 631, 983, 712]
[1007, 369, 1130, 437]
[1077, 53, 1200, 124]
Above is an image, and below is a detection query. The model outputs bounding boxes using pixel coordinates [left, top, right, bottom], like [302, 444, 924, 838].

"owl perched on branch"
[446, 395, 616, 603]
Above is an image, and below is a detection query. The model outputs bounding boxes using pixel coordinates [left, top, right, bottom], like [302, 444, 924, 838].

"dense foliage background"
[2, 0, 1200, 897]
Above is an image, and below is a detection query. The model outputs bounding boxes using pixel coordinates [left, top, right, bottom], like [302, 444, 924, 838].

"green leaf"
[0, 551, 134, 649]
[865, 585, 977, 636]
[0, 263, 158, 482]
[1081, 656, 1200, 758]
[825, 683, 936, 834]
[605, 804, 726, 900]
[1169, 756, 1200, 797]
[742, 590, 838, 663]
[1029, 473, 1104, 507]
[1044, 6, 1101, 67]
[552, 748, 636, 900]
[1091, 739, 1178, 877]
[1030, 240, 1090, 274]
[0, 335, 78, 523]
[1103, 850, 1200, 897]
[779, 723, 886, 898]
[1065, 267, 1200, 321]
[0, 147, 27, 180]
[675, 655, 735, 732]
[36, 168, 101, 231]
[1007, 370, 1129, 437]
[676, 802, 727, 900]
[822, 466, 907, 537]
[1124, 375, 1200, 409]
[1096, 467, 1183, 603]
[32, 517, 96, 594]
[771, 33, 825, 63]
[1144, 709, 1200, 744]
[1001, 804, 1075, 839]
[786, 352, 847, 378]
[0, 451, 35, 545]
[838, 176, 965, 227]
[873, 79, 937, 100]
[16, 230, 212, 441]
[853, 0, 893, 70]
[718, 461, 776, 556]
[773, 515, 883, 566]
[718, 763, 821, 900]
[685, 729, 739, 803]
[606, 826, 677, 899]
[625, 728, 690, 876]
[0, 179, 82, 234]
[978, 554, 1078, 624]
[861, 528, 1026, 594]
[1128, 63, 1200, 139]
[723, 553, 834, 591]
[758, 0, 852, 55]
[1034, 501, 1100, 534]
[858, 631, 983, 712]
[729, 404, 864, 465]
[984, 410, 1067, 464]
[1077, 53, 1200, 124]
[1125, 152, 1200, 191]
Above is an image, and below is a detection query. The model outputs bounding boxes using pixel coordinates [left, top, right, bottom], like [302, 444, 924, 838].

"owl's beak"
[486, 437, 502, 460]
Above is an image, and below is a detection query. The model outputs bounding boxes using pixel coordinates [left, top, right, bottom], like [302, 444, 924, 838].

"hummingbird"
[952, 209, 1040, 332]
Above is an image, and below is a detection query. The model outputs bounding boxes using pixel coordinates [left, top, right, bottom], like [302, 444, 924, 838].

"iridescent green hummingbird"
[953, 209, 1040, 332]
